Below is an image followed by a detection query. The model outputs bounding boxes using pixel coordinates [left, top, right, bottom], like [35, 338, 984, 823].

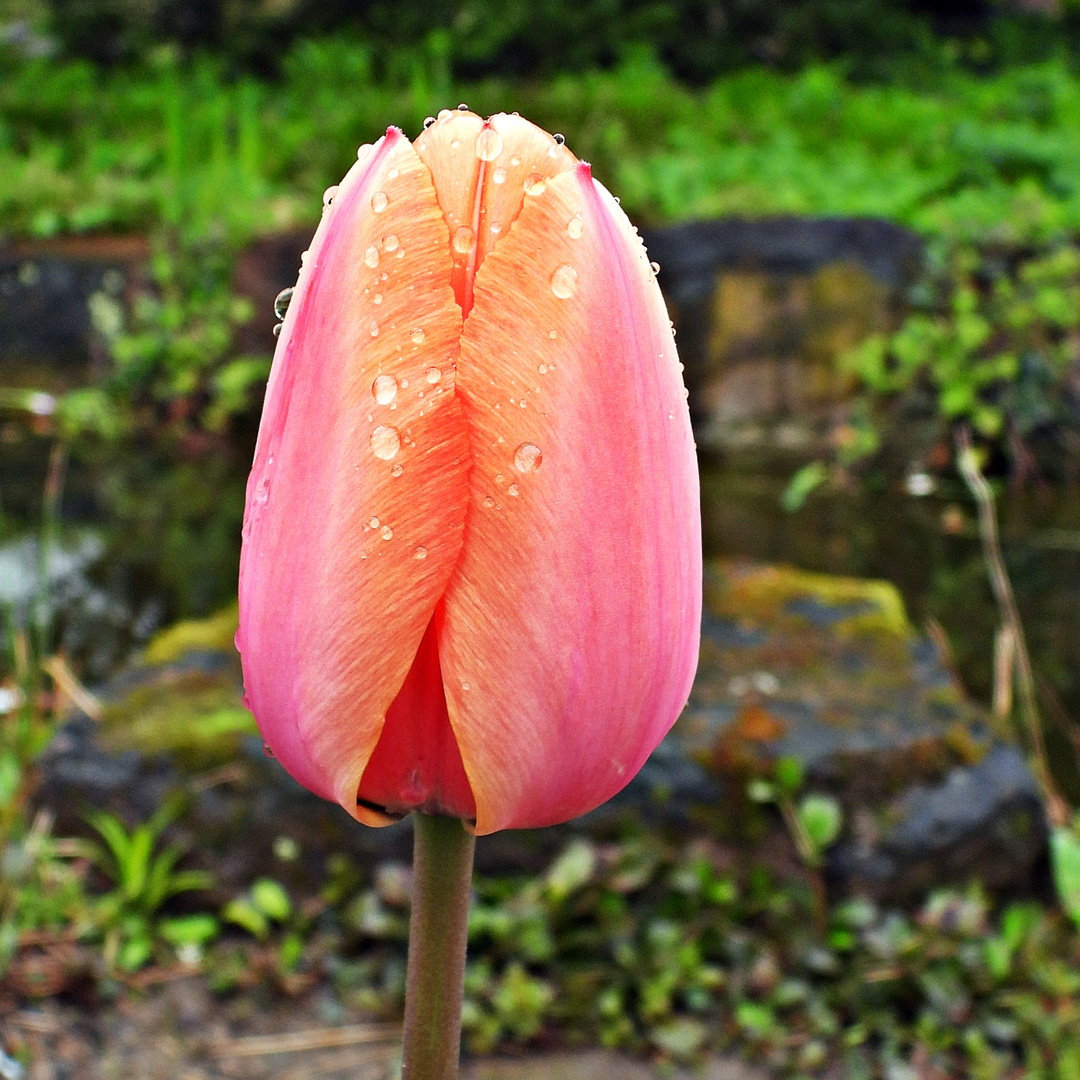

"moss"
[140, 603, 239, 667]
[98, 674, 253, 767]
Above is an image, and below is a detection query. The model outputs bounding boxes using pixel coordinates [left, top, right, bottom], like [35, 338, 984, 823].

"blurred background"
[4, 1, 1080, 1076]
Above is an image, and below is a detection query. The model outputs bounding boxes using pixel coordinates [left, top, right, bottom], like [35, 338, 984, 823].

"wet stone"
[33, 560, 1046, 901]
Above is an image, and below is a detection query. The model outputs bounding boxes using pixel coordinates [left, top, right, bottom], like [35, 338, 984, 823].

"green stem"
[402, 813, 475, 1080]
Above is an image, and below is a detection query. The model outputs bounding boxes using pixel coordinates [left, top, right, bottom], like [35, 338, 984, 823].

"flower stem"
[402, 813, 475, 1080]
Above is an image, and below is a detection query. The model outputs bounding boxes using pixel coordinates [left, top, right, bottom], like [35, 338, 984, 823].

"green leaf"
[251, 878, 291, 923]
[221, 898, 269, 940]
[1051, 823, 1080, 929]
[545, 840, 597, 901]
[781, 462, 828, 513]
[798, 794, 843, 851]
[159, 914, 219, 948]
[774, 756, 805, 795]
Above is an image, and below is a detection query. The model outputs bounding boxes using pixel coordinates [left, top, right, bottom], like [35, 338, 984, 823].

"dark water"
[4, 433, 1080, 787]
[701, 460, 1080, 793]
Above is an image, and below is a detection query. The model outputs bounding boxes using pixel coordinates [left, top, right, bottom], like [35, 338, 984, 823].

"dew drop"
[371, 191, 389, 213]
[495, 473, 504, 484]
[264, 743, 275, 758]
[388, 168, 399, 179]
[483, 496, 495, 508]
[437, 108, 453, 122]
[381, 525, 394, 540]
[476, 127, 503, 161]
[392, 463, 403, 477]
[272, 323, 282, 338]
[370, 425, 401, 460]
[461, 682, 470, 691]
[274, 287, 293, 321]
[453, 226, 476, 254]
[373, 293, 383, 305]
[372, 375, 398, 404]
[300, 249, 309, 264]
[411, 327, 426, 345]
[490, 222, 501, 234]
[514, 442, 543, 473]
[492, 166, 507, 184]
[369, 516, 380, 529]
[554, 133, 565, 145]
[650, 261, 660, 274]
[364, 245, 380, 268]
[383, 233, 399, 252]
[254, 475, 270, 506]
[524, 173, 547, 196]
[357, 142, 372, 158]
[549, 329, 557, 339]
[510, 155, 521, 166]
[567, 214, 583, 239]
[414, 546, 427, 560]
[451, 139, 460, 149]
[550, 263, 578, 299]
[369, 320, 380, 337]
[323, 185, 338, 207]
[423, 116, 436, 128]
[457, 103, 469, 111]
[508, 483, 519, 497]
[425, 366, 441, 384]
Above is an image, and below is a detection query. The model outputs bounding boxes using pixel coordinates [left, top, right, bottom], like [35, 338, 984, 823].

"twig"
[212, 1023, 401, 1058]
[955, 426, 1068, 828]
[40, 655, 102, 721]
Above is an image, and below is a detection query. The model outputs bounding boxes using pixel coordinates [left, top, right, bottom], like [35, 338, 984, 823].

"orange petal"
[439, 162, 702, 834]
[415, 111, 576, 314]
[236, 129, 472, 819]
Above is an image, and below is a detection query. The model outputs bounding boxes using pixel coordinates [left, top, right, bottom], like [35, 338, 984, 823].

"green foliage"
[1052, 818, 1080, 931]
[85, 798, 212, 970]
[221, 877, 292, 941]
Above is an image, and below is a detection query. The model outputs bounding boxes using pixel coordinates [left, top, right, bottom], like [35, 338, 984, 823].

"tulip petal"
[415, 112, 576, 314]
[237, 128, 473, 818]
[439, 163, 702, 834]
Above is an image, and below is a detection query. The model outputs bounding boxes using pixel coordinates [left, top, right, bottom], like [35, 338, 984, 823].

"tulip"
[237, 109, 701, 837]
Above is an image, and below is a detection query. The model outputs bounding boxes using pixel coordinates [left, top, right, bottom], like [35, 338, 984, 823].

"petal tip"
[577, 161, 593, 180]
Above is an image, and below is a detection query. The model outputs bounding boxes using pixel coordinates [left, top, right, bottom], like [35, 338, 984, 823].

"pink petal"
[236, 129, 473, 818]
[438, 162, 702, 834]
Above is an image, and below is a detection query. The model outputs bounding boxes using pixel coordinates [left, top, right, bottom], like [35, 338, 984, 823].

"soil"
[1, 979, 769, 1080]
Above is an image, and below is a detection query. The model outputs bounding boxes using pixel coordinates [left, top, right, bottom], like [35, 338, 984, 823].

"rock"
[34, 560, 1045, 903]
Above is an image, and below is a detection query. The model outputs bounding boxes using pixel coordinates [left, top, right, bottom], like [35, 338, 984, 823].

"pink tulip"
[236, 111, 701, 835]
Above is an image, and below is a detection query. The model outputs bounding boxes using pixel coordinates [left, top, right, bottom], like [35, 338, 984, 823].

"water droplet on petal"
[369, 516, 380, 528]
[538, 363, 548, 374]
[425, 366, 441, 384]
[457, 102, 469, 111]
[550, 263, 578, 299]
[495, 473, 504, 483]
[381, 525, 393, 540]
[554, 133, 565, 145]
[508, 483, 519, 496]
[453, 226, 476, 254]
[272, 323, 282, 337]
[392, 463, 403, 477]
[357, 143, 372, 158]
[388, 168, 399, 179]
[492, 166, 507, 184]
[514, 442, 542, 473]
[323, 185, 338, 207]
[373, 293, 383, 305]
[524, 174, 546, 196]
[372, 374, 398, 404]
[274, 287, 293, 320]
[461, 682, 470, 691]
[370, 426, 401, 460]
[650, 261, 660, 274]
[414, 546, 427, 560]
[371, 191, 389, 213]
[476, 127, 503, 161]
[369, 320, 380, 337]
[490, 222, 501, 234]
[264, 743, 275, 757]
[365, 245, 380, 268]
[510, 155, 521, 166]
[424, 116, 436, 128]
[567, 214, 583, 239]
[451, 139, 460, 149]
[383, 234, 399, 253]
[254, 475, 270, 506]
[483, 496, 495, 508]
[437, 108, 453, 122]
[410, 327, 426, 345]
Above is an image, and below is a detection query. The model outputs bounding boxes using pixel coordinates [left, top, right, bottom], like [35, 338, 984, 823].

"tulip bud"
[237, 112, 701, 834]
